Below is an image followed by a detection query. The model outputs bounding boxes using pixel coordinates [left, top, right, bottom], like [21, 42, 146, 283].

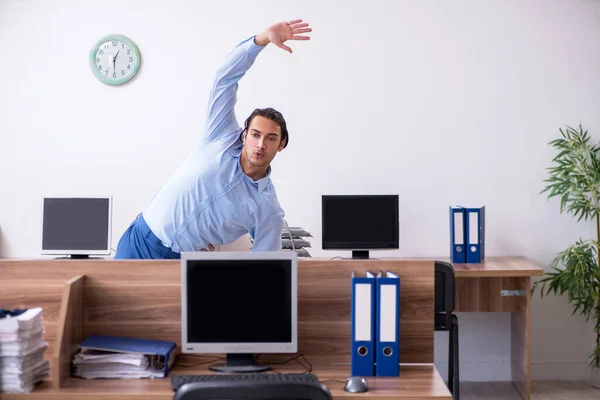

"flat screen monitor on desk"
[322, 194, 399, 259]
[41, 196, 112, 259]
[181, 251, 298, 373]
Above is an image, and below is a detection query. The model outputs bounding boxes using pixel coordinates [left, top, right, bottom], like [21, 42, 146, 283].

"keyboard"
[170, 373, 320, 391]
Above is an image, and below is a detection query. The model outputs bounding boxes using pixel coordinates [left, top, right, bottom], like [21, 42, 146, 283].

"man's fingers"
[289, 22, 308, 29]
[291, 35, 310, 41]
[287, 19, 303, 25]
[292, 28, 311, 34]
[276, 42, 293, 53]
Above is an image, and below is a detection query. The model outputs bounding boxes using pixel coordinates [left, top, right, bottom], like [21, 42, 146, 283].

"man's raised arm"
[203, 19, 312, 143]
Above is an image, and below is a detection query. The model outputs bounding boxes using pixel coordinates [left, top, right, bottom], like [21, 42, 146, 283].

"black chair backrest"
[434, 261, 455, 328]
[173, 381, 334, 400]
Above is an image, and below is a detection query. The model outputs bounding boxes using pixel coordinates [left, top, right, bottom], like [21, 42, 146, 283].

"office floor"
[462, 381, 600, 399]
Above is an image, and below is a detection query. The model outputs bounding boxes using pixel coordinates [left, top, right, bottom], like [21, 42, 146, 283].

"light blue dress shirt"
[142, 36, 285, 253]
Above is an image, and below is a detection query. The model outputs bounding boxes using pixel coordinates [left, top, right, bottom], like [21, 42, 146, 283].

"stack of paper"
[72, 349, 165, 379]
[0, 308, 50, 393]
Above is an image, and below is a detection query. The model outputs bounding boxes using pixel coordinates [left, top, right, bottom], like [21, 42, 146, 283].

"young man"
[114, 19, 311, 259]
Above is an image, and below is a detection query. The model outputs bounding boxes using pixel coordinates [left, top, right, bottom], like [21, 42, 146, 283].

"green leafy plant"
[533, 124, 600, 367]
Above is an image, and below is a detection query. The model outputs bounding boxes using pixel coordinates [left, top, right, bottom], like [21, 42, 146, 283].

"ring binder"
[351, 271, 375, 377]
[74, 335, 176, 379]
[375, 271, 400, 377]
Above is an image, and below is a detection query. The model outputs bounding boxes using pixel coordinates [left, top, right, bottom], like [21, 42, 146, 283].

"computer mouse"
[344, 376, 369, 393]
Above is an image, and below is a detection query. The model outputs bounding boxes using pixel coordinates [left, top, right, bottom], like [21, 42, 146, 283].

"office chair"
[173, 380, 333, 400]
[435, 260, 459, 400]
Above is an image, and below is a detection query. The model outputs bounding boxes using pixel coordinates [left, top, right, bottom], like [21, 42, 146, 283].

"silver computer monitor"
[181, 251, 298, 373]
[41, 196, 113, 258]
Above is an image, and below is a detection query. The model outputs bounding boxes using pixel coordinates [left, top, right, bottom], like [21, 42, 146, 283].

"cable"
[174, 354, 225, 368]
[296, 353, 312, 374]
[254, 353, 312, 374]
[321, 379, 347, 384]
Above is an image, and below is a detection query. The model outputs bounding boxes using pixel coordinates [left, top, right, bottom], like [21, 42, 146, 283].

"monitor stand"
[54, 255, 104, 260]
[352, 250, 369, 259]
[209, 353, 270, 373]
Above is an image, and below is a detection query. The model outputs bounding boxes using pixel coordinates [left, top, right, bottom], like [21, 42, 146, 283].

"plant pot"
[592, 367, 600, 389]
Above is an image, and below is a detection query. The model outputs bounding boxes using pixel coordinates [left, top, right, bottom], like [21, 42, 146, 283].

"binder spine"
[375, 273, 400, 377]
[466, 206, 485, 263]
[450, 207, 466, 263]
[351, 273, 375, 377]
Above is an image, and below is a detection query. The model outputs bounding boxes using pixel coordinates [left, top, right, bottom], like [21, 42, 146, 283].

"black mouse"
[344, 376, 369, 393]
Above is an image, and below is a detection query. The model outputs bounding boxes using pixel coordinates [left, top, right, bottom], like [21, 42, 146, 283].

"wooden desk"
[449, 256, 544, 400]
[1, 364, 451, 400]
[0, 258, 451, 399]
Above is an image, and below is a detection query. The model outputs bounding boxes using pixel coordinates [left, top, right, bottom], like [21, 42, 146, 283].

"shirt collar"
[246, 166, 271, 193]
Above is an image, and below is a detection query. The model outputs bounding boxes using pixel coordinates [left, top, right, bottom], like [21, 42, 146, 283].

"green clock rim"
[89, 34, 141, 86]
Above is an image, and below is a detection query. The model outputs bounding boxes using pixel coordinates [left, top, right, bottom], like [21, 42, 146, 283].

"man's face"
[243, 116, 285, 168]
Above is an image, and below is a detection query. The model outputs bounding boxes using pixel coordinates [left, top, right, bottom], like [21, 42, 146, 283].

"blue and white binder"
[375, 271, 400, 377]
[449, 206, 466, 263]
[465, 206, 485, 263]
[351, 271, 375, 377]
[78, 335, 176, 378]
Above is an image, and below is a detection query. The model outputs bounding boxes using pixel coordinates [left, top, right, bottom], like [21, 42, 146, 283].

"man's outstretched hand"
[254, 19, 311, 53]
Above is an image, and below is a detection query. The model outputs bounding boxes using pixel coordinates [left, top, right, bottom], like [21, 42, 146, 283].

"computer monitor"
[181, 251, 298, 373]
[322, 194, 399, 259]
[41, 196, 112, 258]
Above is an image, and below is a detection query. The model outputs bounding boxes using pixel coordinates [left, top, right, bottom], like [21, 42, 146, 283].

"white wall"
[2, 0, 600, 382]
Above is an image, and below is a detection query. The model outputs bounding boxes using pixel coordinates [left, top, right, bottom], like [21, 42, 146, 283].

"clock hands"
[112, 50, 120, 74]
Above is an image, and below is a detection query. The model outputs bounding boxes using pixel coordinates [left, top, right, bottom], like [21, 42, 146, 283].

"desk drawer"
[455, 277, 529, 312]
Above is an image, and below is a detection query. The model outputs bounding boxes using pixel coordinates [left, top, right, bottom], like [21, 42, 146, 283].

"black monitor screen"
[186, 259, 292, 343]
[42, 198, 110, 251]
[322, 195, 399, 249]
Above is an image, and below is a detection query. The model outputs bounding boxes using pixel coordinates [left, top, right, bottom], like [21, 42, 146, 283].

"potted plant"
[533, 124, 600, 386]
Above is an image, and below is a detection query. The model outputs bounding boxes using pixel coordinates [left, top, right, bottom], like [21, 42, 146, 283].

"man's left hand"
[201, 243, 215, 252]
[254, 19, 312, 53]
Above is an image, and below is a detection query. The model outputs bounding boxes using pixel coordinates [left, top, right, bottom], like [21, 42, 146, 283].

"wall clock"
[89, 34, 140, 85]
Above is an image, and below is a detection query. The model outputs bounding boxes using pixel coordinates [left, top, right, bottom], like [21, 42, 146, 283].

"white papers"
[72, 349, 165, 379]
[73, 349, 146, 366]
[0, 308, 45, 334]
[0, 307, 50, 393]
[0, 359, 49, 393]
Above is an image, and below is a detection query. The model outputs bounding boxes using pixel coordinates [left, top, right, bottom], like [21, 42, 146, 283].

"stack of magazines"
[0, 307, 50, 393]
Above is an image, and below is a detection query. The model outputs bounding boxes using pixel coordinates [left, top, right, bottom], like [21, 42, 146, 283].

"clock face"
[90, 35, 140, 85]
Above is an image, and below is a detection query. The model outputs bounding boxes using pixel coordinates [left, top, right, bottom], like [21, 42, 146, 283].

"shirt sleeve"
[203, 36, 266, 144]
[250, 213, 284, 252]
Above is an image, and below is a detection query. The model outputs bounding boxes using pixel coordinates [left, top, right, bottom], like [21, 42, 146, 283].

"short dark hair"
[239, 107, 289, 149]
